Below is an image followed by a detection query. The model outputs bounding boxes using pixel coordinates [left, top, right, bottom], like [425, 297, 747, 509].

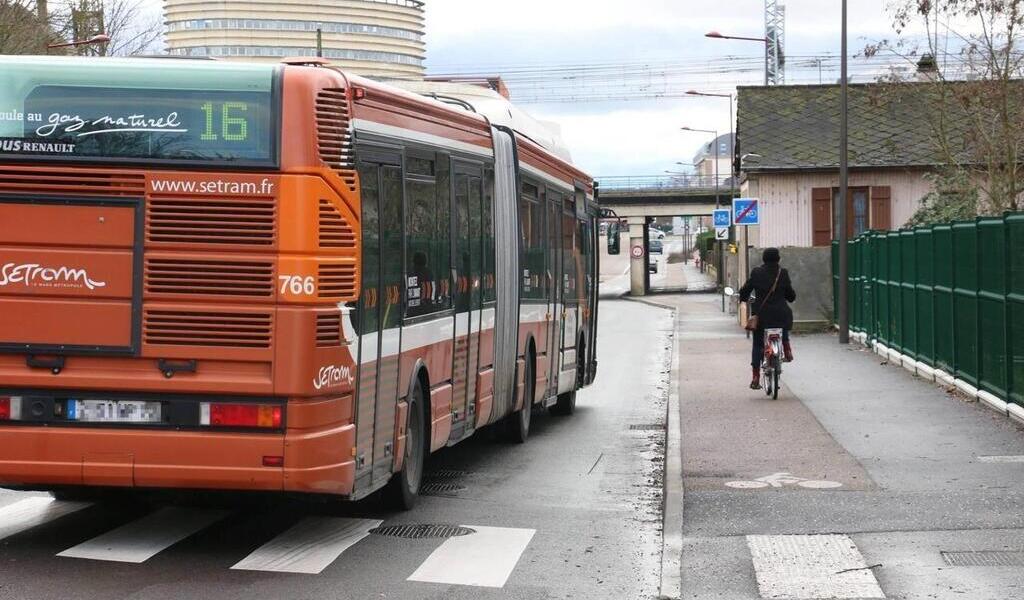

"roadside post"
[732, 198, 760, 313]
[713, 208, 731, 311]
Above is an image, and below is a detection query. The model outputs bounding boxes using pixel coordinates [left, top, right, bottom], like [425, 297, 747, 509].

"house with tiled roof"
[735, 82, 947, 249]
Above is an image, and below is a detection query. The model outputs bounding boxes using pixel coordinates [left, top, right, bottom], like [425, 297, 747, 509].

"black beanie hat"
[763, 248, 781, 264]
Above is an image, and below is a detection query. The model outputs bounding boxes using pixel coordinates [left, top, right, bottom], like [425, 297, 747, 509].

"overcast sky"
[136, 0, 948, 176]
[423, 0, 930, 177]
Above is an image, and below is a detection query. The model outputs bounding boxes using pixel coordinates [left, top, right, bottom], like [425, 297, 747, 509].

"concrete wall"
[742, 246, 833, 327]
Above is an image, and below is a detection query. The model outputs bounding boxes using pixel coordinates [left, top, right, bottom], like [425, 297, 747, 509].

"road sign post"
[732, 198, 760, 284]
[713, 208, 731, 308]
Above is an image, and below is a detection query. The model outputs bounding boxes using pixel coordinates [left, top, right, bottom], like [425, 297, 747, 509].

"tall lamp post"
[705, 31, 770, 86]
[682, 127, 726, 308]
[838, 0, 850, 344]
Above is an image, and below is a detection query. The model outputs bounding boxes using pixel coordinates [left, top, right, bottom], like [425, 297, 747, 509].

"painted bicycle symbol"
[724, 472, 842, 490]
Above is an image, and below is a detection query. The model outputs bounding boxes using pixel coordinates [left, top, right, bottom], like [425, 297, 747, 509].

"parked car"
[650, 229, 666, 240]
[648, 239, 663, 254]
[648, 254, 658, 274]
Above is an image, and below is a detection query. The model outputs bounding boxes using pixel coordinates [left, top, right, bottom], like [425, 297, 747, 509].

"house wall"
[745, 169, 934, 248]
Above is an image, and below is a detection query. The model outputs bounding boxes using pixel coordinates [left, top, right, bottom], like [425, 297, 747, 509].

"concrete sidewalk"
[660, 292, 1024, 600]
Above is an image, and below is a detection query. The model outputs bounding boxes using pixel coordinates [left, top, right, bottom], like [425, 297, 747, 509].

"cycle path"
[660, 291, 1024, 599]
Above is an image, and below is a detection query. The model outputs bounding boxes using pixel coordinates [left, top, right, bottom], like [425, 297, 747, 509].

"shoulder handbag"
[745, 269, 782, 332]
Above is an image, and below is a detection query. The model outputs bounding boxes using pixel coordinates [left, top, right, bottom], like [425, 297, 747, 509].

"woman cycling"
[739, 248, 796, 389]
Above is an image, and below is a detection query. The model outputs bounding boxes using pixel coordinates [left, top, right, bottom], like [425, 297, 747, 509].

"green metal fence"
[833, 212, 1024, 406]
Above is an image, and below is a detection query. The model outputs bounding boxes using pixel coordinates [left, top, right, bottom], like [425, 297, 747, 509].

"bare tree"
[0, 0, 60, 54]
[869, 0, 1024, 221]
[58, 0, 162, 56]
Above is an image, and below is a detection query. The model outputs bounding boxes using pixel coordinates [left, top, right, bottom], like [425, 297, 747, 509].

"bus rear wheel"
[505, 357, 533, 443]
[384, 379, 426, 510]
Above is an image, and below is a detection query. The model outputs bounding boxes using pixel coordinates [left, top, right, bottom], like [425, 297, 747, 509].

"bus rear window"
[0, 57, 276, 166]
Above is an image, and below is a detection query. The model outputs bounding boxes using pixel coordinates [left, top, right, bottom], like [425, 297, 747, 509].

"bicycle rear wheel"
[771, 357, 781, 400]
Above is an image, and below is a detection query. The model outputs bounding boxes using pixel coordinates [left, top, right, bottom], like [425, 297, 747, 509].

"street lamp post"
[46, 33, 110, 53]
[682, 126, 726, 310]
[705, 31, 769, 86]
[838, 0, 850, 344]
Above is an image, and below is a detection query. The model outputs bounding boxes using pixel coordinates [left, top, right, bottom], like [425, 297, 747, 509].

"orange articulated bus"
[0, 56, 599, 508]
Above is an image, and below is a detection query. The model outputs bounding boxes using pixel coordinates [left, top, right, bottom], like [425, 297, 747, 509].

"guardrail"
[596, 175, 737, 192]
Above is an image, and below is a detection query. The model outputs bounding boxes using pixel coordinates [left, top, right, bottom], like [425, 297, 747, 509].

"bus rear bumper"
[0, 424, 356, 496]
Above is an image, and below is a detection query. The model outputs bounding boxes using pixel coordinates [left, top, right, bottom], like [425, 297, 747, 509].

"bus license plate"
[68, 400, 162, 424]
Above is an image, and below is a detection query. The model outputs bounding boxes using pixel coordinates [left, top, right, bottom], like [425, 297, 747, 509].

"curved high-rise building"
[164, 0, 425, 79]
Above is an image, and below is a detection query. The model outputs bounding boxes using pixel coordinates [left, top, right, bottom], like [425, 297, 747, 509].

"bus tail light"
[0, 397, 22, 421]
[199, 403, 282, 429]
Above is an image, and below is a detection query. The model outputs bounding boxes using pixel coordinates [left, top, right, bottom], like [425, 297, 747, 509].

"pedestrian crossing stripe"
[231, 517, 382, 574]
[408, 525, 535, 588]
[58, 506, 228, 563]
[0, 497, 91, 542]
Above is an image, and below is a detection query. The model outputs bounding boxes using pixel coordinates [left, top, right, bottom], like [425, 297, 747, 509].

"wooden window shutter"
[870, 186, 892, 230]
[811, 187, 832, 247]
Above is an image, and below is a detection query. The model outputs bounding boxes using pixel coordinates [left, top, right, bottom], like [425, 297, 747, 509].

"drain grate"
[421, 482, 467, 496]
[370, 524, 475, 539]
[630, 423, 665, 431]
[425, 469, 469, 480]
[942, 551, 1024, 566]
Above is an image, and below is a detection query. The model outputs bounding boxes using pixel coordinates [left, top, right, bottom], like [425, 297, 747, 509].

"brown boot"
[750, 367, 760, 389]
[783, 341, 794, 363]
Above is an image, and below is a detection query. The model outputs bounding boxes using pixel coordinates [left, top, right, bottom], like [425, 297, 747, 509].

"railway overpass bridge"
[596, 175, 738, 296]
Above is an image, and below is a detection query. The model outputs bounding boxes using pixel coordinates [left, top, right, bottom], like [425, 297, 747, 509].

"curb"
[624, 296, 683, 600]
[855, 335, 1021, 426]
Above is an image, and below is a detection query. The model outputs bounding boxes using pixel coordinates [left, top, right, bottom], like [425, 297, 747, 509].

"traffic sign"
[713, 209, 731, 228]
[715, 227, 729, 241]
[732, 198, 760, 226]
[630, 245, 645, 258]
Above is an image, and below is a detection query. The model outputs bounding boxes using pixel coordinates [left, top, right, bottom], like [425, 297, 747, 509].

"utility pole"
[838, 0, 850, 344]
[316, 27, 323, 57]
[765, 0, 786, 85]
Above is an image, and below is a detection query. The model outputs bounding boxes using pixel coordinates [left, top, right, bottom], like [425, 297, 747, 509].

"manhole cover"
[942, 551, 1024, 566]
[421, 482, 467, 496]
[370, 524, 475, 539]
[425, 469, 468, 480]
[630, 424, 665, 431]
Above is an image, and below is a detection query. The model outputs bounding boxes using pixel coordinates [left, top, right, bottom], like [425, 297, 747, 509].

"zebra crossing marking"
[0, 497, 90, 542]
[231, 517, 382, 574]
[408, 525, 535, 588]
[747, 534, 884, 599]
[57, 506, 227, 563]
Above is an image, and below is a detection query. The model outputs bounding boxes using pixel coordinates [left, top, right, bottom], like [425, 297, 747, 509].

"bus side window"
[405, 153, 451, 318]
[519, 182, 544, 300]
[482, 168, 496, 303]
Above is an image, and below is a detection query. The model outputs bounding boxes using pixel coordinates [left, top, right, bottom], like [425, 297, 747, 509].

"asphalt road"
[0, 299, 671, 600]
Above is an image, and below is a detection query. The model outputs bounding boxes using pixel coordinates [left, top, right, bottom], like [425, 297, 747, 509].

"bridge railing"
[595, 175, 737, 193]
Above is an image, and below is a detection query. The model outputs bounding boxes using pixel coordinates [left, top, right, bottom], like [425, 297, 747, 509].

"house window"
[812, 185, 892, 247]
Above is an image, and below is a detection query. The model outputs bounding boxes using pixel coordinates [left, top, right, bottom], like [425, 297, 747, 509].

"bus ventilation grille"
[144, 310, 272, 348]
[318, 199, 357, 248]
[318, 263, 357, 300]
[146, 259, 275, 298]
[0, 167, 145, 197]
[315, 88, 356, 192]
[147, 197, 276, 246]
[316, 313, 343, 347]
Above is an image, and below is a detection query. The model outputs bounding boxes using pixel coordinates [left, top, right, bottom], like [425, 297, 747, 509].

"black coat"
[739, 263, 796, 330]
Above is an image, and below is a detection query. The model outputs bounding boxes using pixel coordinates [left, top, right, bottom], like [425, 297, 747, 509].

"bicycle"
[761, 328, 784, 400]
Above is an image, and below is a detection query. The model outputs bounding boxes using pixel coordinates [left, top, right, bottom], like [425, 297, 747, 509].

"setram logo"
[0, 262, 106, 291]
[313, 364, 355, 391]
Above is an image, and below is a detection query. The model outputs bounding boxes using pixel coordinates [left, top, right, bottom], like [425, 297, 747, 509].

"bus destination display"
[0, 86, 274, 164]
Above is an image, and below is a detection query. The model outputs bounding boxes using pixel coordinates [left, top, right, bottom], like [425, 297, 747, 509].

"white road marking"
[232, 517, 382, 574]
[978, 455, 1024, 463]
[747, 534, 885, 599]
[0, 497, 90, 541]
[57, 506, 227, 563]
[408, 525, 535, 588]
[726, 472, 842, 490]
